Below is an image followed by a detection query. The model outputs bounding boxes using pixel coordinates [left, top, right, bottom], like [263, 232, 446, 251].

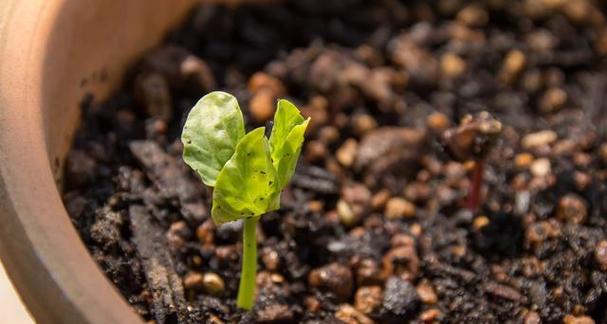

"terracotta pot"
[0, 1, 204, 323]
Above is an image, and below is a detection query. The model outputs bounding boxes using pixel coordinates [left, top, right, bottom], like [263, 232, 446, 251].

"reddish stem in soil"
[465, 160, 484, 213]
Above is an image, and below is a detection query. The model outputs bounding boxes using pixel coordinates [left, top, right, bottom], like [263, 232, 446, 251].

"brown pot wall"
[0, 0, 199, 323]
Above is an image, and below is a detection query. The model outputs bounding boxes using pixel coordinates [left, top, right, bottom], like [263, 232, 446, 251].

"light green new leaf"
[182, 91, 245, 187]
[211, 127, 279, 224]
[269, 99, 310, 189]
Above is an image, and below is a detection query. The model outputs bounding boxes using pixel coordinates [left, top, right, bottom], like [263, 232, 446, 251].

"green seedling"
[181, 91, 310, 310]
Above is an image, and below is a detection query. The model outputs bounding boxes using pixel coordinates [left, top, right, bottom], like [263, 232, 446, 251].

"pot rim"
[0, 1, 196, 323]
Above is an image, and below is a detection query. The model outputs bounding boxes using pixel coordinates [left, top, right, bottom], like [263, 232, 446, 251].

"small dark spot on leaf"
[260, 171, 266, 175]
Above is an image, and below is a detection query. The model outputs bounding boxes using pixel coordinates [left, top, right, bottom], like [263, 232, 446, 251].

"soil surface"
[63, 1, 607, 323]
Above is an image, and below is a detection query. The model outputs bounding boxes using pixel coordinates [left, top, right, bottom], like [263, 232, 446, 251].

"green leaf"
[211, 127, 279, 224]
[182, 91, 245, 187]
[269, 99, 310, 189]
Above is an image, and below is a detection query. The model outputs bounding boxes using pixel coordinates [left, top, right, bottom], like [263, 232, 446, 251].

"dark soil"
[63, 1, 607, 323]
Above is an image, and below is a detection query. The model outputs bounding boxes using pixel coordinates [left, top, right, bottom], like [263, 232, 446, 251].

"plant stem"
[237, 217, 258, 310]
[465, 160, 484, 213]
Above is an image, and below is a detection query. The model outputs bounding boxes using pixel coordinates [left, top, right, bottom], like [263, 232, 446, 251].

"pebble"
[563, 315, 595, 324]
[261, 247, 280, 271]
[382, 276, 420, 317]
[457, 5, 489, 27]
[249, 88, 276, 122]
[426, 112, 451, 133]
[416, 280, 438, 304]
[419, 308, 442, 323]
[539, 87, 567, 113]
[335, 304, 375, 324]
[371, 189, 391, 210]
[337, 139, 359, 167]
[599, 143, 607, 163]
[473, 216, 490, 231]
[166, 220, 190, 250]
[354, 286, 383, 314]
[385, 198, 416, 220]
[523, 310, 541, 324]
[304, 296, 321, 313]
[183, 271, 204, 290]
[352, 114, 378, 135]
[515, 153, 535, 168]
[556, 194, 588, 224]
[526, 220, 561, 247]
[196, 219, 215, 245]
[308, 263, 353, 301]
[256, 304, 294, 323]
[530, 158, 551, 177]
[522, 130, 558, 149]
[248, 72, 285, 95]
[594, 240, 607, 271]
[202, 273, 225, 296]
[356, 259, 383, 286]
[440, 53, 467, 79]
[499, 49, 526, 85]
[337, 199, 359, 227]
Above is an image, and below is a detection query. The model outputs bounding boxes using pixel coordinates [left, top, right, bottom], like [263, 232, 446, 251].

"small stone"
[426, 112, 451, 133]
[196, 219, 215, 245]
[308, 263, 353, 301]
[457, 5, 489, 27]
[355, 286, 383, 314]
[248, 72, 285, 95]
[249, 88, 275, 123]
[523, 310, 541, 324]
[166, 221, 190, 251]
[352, 114, 378, 135]
[530, 158, 551, 177]
[304, 296, 321, 313]
[183, 271, 204, 290]
[385, 198, 416, 220]
[441, 53, 467, 79]
[420, 308, 442, 323]
[382, 276, 420, 317]
[522, 130, 558, 149]
[256, 304, 294, 323]
[539, 87, 567, 113]
[416, 281, 438, 304]
[556, 194, 588, 224]
[515, 153, 535, 168]
[563, 314, 595, 324]
[499, 49, 526, 85]
[594, 240, 607, 271]
[202, 273, 225, 296]
[526, 220, 561, 247]
[338, 199, 359, 227]
[337, 139, 359, 167]
[371, 190, 392, 210]
[356, 259, 383, 286]
[261, 247, 280, 271]
[335, 304, 374, 324]
[473, 216, 490, 231]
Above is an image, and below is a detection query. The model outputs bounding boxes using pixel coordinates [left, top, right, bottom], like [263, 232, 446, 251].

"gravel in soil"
[63, 1, 607, 323]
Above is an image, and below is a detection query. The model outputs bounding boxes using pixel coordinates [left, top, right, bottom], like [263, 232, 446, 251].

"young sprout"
[181, 91, 310, 310]
[441, 111, 502, 213]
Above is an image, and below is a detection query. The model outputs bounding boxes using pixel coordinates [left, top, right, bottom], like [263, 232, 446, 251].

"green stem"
[237, 217, 258, 310]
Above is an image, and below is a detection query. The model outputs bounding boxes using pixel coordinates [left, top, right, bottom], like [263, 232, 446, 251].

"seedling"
[441, 111, 502, 213]
[181, 91, 310, 310]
